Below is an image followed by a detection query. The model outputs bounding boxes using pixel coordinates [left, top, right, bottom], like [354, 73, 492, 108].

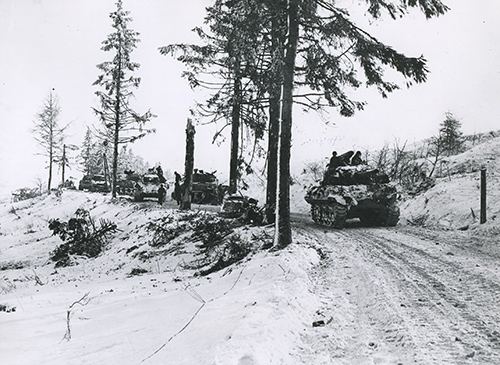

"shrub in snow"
[191, 216, 234, 246]
[48, 208, 117, 267]
[146, 214, 188, 247]
[11, 187, 41, 202]
[145, 212, 253, 275]
[0, 260, 30, 271]
[0, 303, 16, 313]
[190, 217, 252, 275]
[128, 267, 148, 276]
[196, 234, 252, 276]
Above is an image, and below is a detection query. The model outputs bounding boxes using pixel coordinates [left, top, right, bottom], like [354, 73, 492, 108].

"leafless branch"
[62, 292, 91, 341]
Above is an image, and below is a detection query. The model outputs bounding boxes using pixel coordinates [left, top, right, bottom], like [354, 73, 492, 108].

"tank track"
[383, 204, 400, 227]
[310, 202, 347, 228]
[359, 204, 400, 227]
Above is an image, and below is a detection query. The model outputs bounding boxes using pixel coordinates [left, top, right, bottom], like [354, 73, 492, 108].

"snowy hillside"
[401, 136, 500, 235]
[0, 191, 322, 365]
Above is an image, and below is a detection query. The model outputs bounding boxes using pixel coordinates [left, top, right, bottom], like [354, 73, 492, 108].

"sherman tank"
[305, 165, 399, 228]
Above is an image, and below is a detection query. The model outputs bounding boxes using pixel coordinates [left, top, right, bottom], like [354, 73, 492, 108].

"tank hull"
[305, 166, 399, 228]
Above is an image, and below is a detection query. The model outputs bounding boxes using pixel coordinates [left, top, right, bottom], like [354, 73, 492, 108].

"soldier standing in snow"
[173, 172, 182, 205]
[158, 184, 166, 205]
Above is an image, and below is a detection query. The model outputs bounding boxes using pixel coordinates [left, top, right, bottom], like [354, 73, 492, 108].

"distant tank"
[305, 165, 399, 228]
[191, 170, 225, 205]
[79, 174, 109, 193]
[117, 170, 141, 196]
[220, 194, 263, 225]
[132, 168, 168, 202]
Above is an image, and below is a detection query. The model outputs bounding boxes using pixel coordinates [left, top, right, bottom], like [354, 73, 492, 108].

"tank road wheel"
[311, 204, 327, 225]
[311, 205, 320, 223]
[310, 203, 346, 228]
[330, 204, 347, 229]
[382, 204, 400, 227]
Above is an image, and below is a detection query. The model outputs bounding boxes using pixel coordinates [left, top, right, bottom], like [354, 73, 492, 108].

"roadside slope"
[401, 136, 500, 235]
[0, 191, 321, 365]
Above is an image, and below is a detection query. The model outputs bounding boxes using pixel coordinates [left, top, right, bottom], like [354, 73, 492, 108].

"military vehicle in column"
[220, 195, 264, 225]
[304, 151, 399, 228]
[191, 169, 225, 205]
[78, 174, 110, 193]
[132, 167, 168, 202]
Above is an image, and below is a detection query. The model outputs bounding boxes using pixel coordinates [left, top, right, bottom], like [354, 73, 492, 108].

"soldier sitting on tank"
[156, 165, 167, 183]
[329, 151, 354, 184]
[327, 151, 341, 170]
[322, 152, 339, 185]
[338, 151, 354, 166]
[350, 151, 364, 166]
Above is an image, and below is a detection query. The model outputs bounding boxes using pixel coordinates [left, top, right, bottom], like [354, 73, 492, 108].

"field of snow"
[401, 136, 500, 235]
[0, 191, 322, 365]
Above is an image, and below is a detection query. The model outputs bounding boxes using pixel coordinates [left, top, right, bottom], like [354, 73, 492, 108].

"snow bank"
[401, 136, 500, 235]
[0, 190, 322, 365]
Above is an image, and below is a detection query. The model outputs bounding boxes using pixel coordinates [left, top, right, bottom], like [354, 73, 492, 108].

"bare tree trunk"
[181, 119, 196, 210]
[85, 144, 91, 176]
[229, 61, 241, 194]
[48, 145, 53, 193]
[265, 6, 284, 224]
[61, 144, 66, 186]
[276, 0, 299, 248]
[112, 36, 122, 198]
[428, 137, 442, 178]
[266, 95, 280, 223]
[112, 110, 119, 198]
[103, 152, 110, 189]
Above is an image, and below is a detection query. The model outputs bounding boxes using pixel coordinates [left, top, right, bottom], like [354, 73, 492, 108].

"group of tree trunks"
[166, 0, 448, 247]
[33, 0, 449, 248]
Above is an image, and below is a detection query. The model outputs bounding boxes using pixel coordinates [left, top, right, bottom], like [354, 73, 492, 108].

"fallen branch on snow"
[62, 292, 91, 341]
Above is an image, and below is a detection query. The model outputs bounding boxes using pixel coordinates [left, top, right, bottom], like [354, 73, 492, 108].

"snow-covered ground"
[0, 191, 321, 365]
[401, 136, 500, 235]
[1, 183, 499, 364]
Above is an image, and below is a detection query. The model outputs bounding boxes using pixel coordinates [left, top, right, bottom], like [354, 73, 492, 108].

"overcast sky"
[1, 0, 499, 194]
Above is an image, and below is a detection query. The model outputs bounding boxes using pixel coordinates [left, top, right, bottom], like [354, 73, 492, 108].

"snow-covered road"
[297, 224, 500, 364]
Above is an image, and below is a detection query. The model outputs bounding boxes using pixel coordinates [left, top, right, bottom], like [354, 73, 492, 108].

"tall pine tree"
[272, 0, 448, 247]
[161, 0, 269, 193]
[93, 0, 155, 198]
[79, 127, 98, 176]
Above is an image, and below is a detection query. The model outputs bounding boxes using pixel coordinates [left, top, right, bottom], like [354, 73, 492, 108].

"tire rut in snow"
[348, 229, 500, 364]
[297, 227, 420, 364]
[336, 230, 470, 364]
[396, 226, 500, 261]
